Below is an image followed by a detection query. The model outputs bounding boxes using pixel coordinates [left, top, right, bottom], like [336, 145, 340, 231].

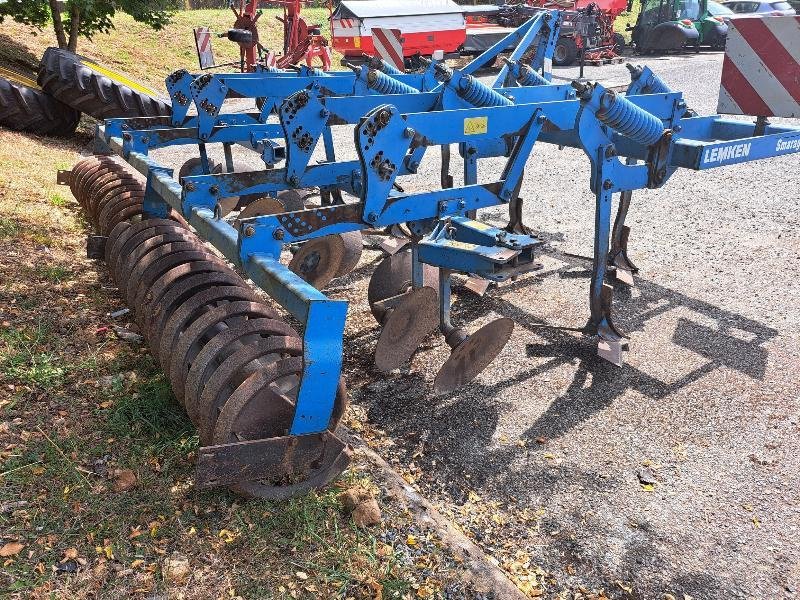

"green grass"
[48, 192, 68, 207]
[0, 217, 19, 238]
[1, 324, 66, 390]
[617, 0, 642, 42]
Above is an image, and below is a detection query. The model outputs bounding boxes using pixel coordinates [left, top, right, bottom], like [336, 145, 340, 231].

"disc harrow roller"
[69, 157, 351, 500]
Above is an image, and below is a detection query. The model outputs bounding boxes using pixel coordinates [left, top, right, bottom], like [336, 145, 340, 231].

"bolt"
[605, 145, 617, 159]
[367, 212, 378, 223]
[244, 225, 256, 237]
[467, 147, 477, 155]
[184, 182, 196, 192]
[288, 175, 299, 186]
[320, 109, 329, 118]
[537, 114, 547, 124]
[209, 185, 219, 195]
[123, 132, 132, 141]
[404, 127, 415, 138]
[272, 228, 285, 240]
[603, 179, 614, 190]
[438, 201, 448, 212]
[674, 125, 683, 133]
[457, 200, 466, 210]
[377, 110, 391, 126]
[141, 136, 150, 144]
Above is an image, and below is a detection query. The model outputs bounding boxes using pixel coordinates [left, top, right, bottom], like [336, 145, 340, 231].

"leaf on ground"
[0, 542, 24, 557]
[113, 469, 137, 492]
[63, 547, 78, 560]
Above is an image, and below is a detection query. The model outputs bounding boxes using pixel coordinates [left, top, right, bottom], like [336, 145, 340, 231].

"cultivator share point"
[59, 13, 800, 500]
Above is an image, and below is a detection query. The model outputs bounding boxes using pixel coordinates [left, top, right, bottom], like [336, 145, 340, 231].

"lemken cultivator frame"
[59, 13, 800, 500]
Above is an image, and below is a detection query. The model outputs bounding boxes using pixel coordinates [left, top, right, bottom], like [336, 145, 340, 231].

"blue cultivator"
[62, 11, 800, 499]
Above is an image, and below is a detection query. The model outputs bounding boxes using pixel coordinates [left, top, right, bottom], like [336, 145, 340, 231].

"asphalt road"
[148, 51, 800, 598]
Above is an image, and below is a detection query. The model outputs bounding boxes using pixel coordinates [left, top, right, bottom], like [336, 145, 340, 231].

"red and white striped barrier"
[371, 28, 405, 71]
[194, 27, 215, 70]
[717, 16, 800, 118]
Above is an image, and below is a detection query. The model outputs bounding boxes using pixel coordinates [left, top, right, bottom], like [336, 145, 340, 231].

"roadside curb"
[343, 431, 526, 600]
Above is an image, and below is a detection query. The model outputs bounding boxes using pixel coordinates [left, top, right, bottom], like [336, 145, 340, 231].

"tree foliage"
[0, 0, 178, 52]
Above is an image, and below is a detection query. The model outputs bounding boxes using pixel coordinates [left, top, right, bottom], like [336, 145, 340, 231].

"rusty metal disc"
[97, 191, 144, 236]
[367, 249, 438, 322]
[145, 272, 249, 356]
[178, 157, 223, 183]
[334, 230, 363, 278]
[137, 260, 236, 332]
[105, 203, 145, 235]
[69, 157, 100, 200]
[196, 335, 303, 445]
[374, 287, 439, 372]
[211, 360, 350, 500]
[236, 196, 285, 220]
[121, 240, 203, 304]
[114, 229, 197, 285]
[106, 218, 185, 271]
[80, 163, 131, 214]
[183, 319, 299, 425]
[87, 174, 142, 224]
[288, 235, 347, 290]
[433, 318, 514, 396]
[131, 250, 225, 320]
[277, 189, 307, 212]
[74, 158, 116, 205]
[168, 301, 277, 404]
[157, 286, 260, 372]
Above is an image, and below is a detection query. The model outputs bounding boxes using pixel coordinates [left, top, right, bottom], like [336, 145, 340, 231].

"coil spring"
[641, 71, 671, 95]
[517, 65, 549, 87]
[367, 69, 419, 95]
[598, 90, 664, 146]
[367, 55, 404, 76]
[457, 75, 513, 108]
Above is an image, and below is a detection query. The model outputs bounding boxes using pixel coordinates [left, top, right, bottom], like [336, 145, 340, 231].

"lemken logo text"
[703, 143, 751, 164]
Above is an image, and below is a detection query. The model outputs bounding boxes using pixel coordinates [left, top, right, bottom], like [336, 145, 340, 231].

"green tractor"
[629, 0, 728, 53]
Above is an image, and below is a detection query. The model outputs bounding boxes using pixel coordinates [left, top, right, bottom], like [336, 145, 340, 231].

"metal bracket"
[56, 170, 72, 186]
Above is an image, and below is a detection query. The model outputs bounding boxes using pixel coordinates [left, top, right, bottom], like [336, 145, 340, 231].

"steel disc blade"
[196, 335, 303, 445]
[130, 248, 223, 310]
[288, 235, 346, 290]
[98, 192, 144, 236]
[168, 301, 277, 403]
[123, 242, 205, 306]
[211, 359, 350, 500]
[374, 287, 439, 372]
[137, 260, 236, 332]
[69, 158, 100, 200]
[183, 318, 298, 423]
[236, 197, 285, 220]
[367, 249, 438, 322]
[434, 318, 514, 396]
[88, 174, 142, 223]
[105, 218, 179, 266]
[110, 223, 190, 281]
[145, 273, 248, 355]
[334, 231, 363, 278]
[177, 157, 222, 183]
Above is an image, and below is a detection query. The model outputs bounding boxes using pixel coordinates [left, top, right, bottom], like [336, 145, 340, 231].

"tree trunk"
[49, 0, 68, 49]
[67, 4, 81, 53]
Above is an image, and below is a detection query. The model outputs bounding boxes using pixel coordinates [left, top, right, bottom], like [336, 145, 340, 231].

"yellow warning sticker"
[80, 60, 160, 98]
[354, 37, 361, 48]
[463, 116, 488, 136]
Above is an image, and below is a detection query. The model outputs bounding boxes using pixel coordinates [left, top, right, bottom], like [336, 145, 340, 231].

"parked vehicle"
[629, 0, 728, 52]
[720, 0, 796, 15]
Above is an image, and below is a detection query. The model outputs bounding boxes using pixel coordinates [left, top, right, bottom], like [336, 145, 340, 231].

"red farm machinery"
[194, 0, 332, 73]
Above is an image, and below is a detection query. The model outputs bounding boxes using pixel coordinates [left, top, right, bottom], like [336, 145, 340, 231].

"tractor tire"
[613, 33, 626, 54]
[0, 70, 80, 137]
[37, 47, 170, 120]
[553, 37, 578, 67]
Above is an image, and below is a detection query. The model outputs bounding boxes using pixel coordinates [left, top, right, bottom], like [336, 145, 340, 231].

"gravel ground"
[149, 52, 800, 598]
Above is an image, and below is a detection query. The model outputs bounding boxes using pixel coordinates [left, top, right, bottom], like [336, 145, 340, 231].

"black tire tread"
[37, 47, 170, 120]
[0, 75, 80, 137]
